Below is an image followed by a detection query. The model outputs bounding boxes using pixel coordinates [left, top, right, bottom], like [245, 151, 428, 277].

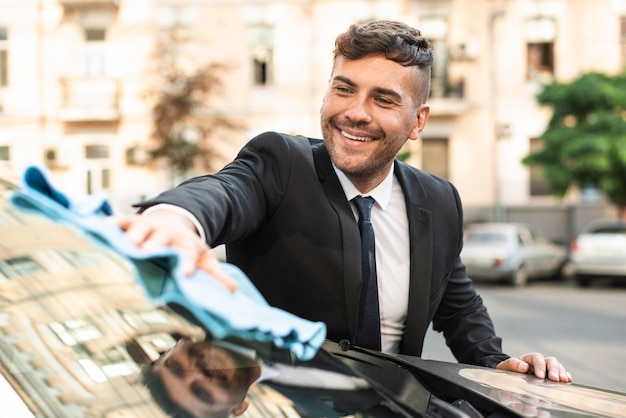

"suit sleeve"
[431, 184, 511, 368]
[134, 131, 294, 246]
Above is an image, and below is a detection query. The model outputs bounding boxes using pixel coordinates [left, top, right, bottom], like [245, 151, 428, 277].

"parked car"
[1, 170, 625, 418]
[569, 218, 626, 286]
[460, 222, 568, 286]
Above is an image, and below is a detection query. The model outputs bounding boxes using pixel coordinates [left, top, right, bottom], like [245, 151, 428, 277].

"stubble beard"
[321, 116, 394, 182]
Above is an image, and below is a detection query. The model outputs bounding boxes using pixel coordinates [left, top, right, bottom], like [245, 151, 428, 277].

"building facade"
[0, 0, 624, 222]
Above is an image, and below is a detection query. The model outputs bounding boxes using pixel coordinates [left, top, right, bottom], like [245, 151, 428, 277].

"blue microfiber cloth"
[10, 165, 326, 361]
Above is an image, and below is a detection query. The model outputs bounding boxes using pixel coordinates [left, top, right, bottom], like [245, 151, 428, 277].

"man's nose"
[183, 367, 206, 383]
[344, 96, 372, 123]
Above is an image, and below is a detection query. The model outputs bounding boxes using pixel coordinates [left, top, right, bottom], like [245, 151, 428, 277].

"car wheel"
[551, 261, 569, 281]
[575, 274, 591, 287]
[511, 265, 528, 287]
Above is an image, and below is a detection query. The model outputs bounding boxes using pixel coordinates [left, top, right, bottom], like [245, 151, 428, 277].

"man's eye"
[191, 383, 212, 402]
[375, 97, 393, 105]
[335, 86, 352, 94]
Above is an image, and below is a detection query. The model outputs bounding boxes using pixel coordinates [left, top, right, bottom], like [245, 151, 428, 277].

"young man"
[115, 20, 571, 382]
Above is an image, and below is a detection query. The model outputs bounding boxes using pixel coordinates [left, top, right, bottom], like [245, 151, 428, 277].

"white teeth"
[342, 130, 372, 142]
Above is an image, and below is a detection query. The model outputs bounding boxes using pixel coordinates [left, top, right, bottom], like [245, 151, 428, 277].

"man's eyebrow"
[372, 87, 402, 101]
[332, 75, 356, 86]
[332, 75, 402, 101]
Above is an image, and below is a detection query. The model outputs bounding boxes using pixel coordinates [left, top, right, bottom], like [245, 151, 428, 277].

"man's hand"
[496, 353, 572, 382]
[111, 210, 237, 292]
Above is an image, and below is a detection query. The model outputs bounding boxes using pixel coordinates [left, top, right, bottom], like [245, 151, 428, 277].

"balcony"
[58, 77, 120, 122]
[59, 0, 119, 23]
[59, 0, 119, 8]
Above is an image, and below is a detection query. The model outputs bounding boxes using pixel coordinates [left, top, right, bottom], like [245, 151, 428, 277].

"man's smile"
[341, 130, 375, 142]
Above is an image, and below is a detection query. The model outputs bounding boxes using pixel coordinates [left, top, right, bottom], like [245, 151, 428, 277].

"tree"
[145, 28, 243, 182]
[522, 71, 626, 215]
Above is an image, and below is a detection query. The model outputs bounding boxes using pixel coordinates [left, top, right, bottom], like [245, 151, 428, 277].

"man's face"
[320, 54, 430, 192]
[155, 339, 261, 417]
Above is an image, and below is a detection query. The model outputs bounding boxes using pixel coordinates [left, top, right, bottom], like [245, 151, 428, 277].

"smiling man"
[115, 20, 571, 383]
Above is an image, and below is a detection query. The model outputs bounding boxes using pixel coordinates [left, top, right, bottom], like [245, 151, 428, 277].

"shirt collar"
[333, 163, 395, 210]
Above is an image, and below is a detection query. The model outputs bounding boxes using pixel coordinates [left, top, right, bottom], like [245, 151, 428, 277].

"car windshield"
[590, 225, 626, 234]
[465, 231, 507, 243]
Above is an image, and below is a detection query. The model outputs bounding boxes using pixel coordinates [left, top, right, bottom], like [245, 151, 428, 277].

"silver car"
[461, 222, 568, 286]
[569, 218, 626, 286]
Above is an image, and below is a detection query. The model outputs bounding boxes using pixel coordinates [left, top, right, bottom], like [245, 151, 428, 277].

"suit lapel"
[395, 163, 433, 356]
[311, 144, 434, 352]
[312, 143, 362, 339]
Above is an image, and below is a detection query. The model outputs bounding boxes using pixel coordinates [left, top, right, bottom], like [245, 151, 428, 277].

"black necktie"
[351, 195, 381, 350]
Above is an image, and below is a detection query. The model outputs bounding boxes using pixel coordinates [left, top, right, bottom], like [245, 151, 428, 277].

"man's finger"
[198, 250, 238, 292]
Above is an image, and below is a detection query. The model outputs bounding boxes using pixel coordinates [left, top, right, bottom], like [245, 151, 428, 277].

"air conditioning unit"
[44, 147, 70, 170]
[125, 145, 150, 166]
[449, 39, 480, 61]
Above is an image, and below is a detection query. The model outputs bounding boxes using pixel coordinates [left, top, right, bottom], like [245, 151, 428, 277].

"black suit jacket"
[139, 131, 509, 367]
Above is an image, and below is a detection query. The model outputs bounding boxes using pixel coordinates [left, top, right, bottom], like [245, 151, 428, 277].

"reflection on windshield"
[142, 338, 261, 418]
[0, 189, 389, 418]
[136, 331, 388, 418]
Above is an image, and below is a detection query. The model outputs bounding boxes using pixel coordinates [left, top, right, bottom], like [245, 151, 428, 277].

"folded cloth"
[9, 165, 326, 361]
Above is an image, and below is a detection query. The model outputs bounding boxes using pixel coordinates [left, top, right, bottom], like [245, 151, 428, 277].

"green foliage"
[147, 62, 242, 178]
[396, 149, 411, 162]
[522, 70, 626, 208]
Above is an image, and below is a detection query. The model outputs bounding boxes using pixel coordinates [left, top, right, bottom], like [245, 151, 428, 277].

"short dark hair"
[333, 20, 434, 103]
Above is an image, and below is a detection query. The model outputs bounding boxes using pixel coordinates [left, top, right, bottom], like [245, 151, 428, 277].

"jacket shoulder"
[249, 131, 322, 147]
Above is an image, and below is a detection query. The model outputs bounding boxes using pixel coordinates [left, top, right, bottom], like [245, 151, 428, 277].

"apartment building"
[0, 0, 624, 216]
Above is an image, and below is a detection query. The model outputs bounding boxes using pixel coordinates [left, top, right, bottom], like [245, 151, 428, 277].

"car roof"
[581, 218, 626, 232]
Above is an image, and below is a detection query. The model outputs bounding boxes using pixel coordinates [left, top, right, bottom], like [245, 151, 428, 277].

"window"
[83, 27, 106, 77]
[249, 25, 273, 86]
[0, 27, 7, 87]
[526, 17, 556, 82]
[49, 318, 101, 346]
[83, 145, 111, 194]
[86, 167, 111, 194]
[422, 138, 449, 179]
[527, 42, 554, 80]
[0, 145, 9, 161]
[85, 144, 110, 159]
[58, 249, 108, 268]
[121, 308, 172, 330]
[0, 256, 42, 279]
[420, 17, 448, 98]
[85, 28, 106, 42]
[529, 138, 552, 196]
[621, 16, 626, 66]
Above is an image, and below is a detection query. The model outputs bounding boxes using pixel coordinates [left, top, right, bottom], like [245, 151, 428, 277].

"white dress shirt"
[334, 164, 410, 354]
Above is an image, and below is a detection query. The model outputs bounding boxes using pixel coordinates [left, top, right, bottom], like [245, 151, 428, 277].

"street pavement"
[422, 279, 626, 393]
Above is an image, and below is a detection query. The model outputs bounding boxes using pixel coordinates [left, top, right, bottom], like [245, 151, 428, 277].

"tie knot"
[352, 195, 375, 222]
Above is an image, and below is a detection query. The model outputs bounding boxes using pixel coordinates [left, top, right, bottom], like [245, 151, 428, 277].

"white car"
[461, 222, 568, 286]
[569, 218, 626, 286]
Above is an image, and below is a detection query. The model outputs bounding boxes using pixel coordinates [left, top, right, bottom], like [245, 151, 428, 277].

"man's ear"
[408, 104, 430, 141]
[231, 400, 249, 417]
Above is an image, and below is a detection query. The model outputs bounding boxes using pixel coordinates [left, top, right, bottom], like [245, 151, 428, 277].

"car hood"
[388, 353, 626, 418]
